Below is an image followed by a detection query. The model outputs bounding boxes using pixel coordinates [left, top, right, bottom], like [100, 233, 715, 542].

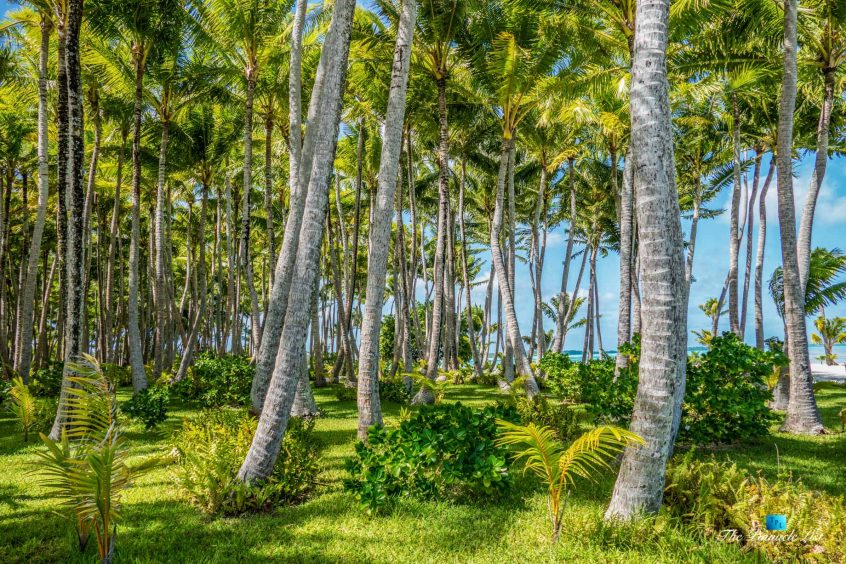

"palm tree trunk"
[175, 184, 208, 381]
[54, 11, 68, 360]
[606, 0, 688, 518]
[265, 114, 276, 286]
[238, 0, 356, 482]
[552, 158, 577, 352]
[616, 148, 634, 373]
[459, 160, 481, 376]
[797, 67, 836, 293]
[412, 75, 450, 404]
[51, 0, 86, 440]
[356, 0, 416, 438]
[728, 94, 742, 335]
[685, 176, 701, 287]
[754, 158, 775, 349]
[774, 0, 825, 435]
[242, 74, 263, 353]
[15, 15, 52, 382]
[740, 150, 762, 337]
[153, 119, 170, 377]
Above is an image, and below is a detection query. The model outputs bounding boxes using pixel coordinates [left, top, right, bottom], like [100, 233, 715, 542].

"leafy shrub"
[581, 359, 639, 424]
[345, 403, 517, 512]
[665, 455, 846, 562]
[29, 361, 64, 397]
[102, 363, 132, 387]
[122, 386, 169, 430]
[379, 376, 411, 404]
[333, 384, 357, 402]
[512, 396, 582, 442]
[680, 333, 780, 444]
[539, 353, 581, 400]
[472, 369, 499, 387]
[172, 409, 320, 515]
[166, 354, 254, 407]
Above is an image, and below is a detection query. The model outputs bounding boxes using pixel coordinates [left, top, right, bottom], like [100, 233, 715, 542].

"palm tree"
[811, 315, 846, 366]
[774, 0, 825, 435]
[355, 0, 417, 439]
[605, 0, 688, 519]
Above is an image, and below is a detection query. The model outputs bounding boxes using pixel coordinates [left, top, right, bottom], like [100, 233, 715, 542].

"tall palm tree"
[774, 0, 825, 435]
[605, 0, 688, 519]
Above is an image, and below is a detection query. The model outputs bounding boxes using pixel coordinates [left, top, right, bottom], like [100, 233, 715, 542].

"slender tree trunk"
[740, 150, 762, 337]
[685, 177, 701, 287]
[15, 15, 52, 382]
[127, 48, 148, 391]
[356, 0, 416, 439]
[238, 0, 356, 482]
[175, 184, 208, 381]
[153, 119, 170, 377]
[459, 160, 481, 376]
[241, 74, 263, 353]
[754, 158, 775, 350]
[54, 12, 68, 360]
[728, 94, 742, 335]
[412, 75, 450, 405]
[775, 0, 825, 435]
[797, 68, 836, 293]
[51, 0, 86, 439]
[606, 0, 688, 518]
[265, 114, 276, 286]
[552, 159, 577, 352]
[616, 148, 634, 373]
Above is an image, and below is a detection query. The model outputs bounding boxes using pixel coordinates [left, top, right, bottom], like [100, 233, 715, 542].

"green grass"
[1, 383, 844, 563]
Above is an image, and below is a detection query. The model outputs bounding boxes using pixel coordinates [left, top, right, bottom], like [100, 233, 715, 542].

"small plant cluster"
[333, 383, 358, 402]
[664, 454, 846, 562]
[345, 403, 518, 512]
[378, 376, 411, 404]
[29, 360, 65, 397]
[4, 377, 57, 441]
[121, 386, 170, 430]
[172, 408, 320, 515]
[542, 334, 783, 444]
[165, 354, 254, 407]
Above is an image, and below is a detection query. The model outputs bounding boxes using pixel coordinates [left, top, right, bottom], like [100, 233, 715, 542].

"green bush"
[679, 333, 780, 444]
[166, 354, 254, 407]
[379, 376, 411, 404]
[665, 454, 846, 562]
[581, 359, 639, 424]
[172, 409, 320, 515]
[538, 353, 581, 400]
[102, 363, 133, 387]
[345, 403, 517, 513]
[122, 386, 169, 430]
[333, 384, 357, 402]
[29, 361, 64, 397]
[472, 369, 499, 387]
[510, 396, 582, 442]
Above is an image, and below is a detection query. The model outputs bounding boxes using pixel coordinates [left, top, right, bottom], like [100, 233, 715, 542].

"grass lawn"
[1, 382, 843, 563]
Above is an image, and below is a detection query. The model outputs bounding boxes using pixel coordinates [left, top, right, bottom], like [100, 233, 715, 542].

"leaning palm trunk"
[774, 0, 825, 435]
[490, 137, 540, 398]
[238, 0, 356, 482]
[50, 0, 86, 440]
[126, 50, 148, 392]
[15, 16, 51, 382]
[249, 0, 336, 411]
[754, 159, 775, 349]
[606, 0, 688, 519]
[740, 151, 762, 337]
[355, 0, 416, 439]
[797, 67, 836, 294]
[552, 160, 577, 352]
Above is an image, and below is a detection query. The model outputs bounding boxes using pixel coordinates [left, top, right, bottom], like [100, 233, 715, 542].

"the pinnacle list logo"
[765, 514, 787, 531]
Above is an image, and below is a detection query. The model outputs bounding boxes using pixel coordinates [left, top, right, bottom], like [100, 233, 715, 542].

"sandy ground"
[812, 363, 846, 383]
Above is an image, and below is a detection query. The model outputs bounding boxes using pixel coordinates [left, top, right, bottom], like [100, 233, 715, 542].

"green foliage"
[345, 403, 517, 513]
[166, 354, 254, 407]
[680, 333, 781, 444]
[37, 355, 159, 562]
[101, 363, 133, 388]
[410, 373, 451, 405]
[29, 361, 64, 397]
[333, 384, 357, 402]
[496, 421, 643, 542]
[121, 386, 169, 430]
[538, 353, 580, 400]
[8, 377, 37, 441]
[378, 376, 411, 404]
[665, 455, 846, 562]
[510, 396, 581, 443]
[172, 409, 320, 515]
[472, 369, 499, 387]
[581, 359, 639, 424]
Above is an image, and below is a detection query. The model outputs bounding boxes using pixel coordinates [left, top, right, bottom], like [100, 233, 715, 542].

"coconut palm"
[811, 315, 846, 365]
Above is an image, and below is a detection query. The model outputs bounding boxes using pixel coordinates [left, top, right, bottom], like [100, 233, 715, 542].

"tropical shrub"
[665, 455, 846, 562]
[538, 353, 581, 400]
[345, 403, 517, 512]
[472, 369, 499, 386]
[581, 359, 639, 424]
[512, 396, 582, 442]
[166, 354, 254, 407]
[8, 377, 37, 441]
[37, 355, 159, 562]
[680, 333, 781, 444]
[497, 421, 643, 542]
[122, 386, 169, 430]
[378, 376, 411, 404]
[102, 363, 133, 387]
[172, 409, 320, 515]
[29, 360, 64, 397]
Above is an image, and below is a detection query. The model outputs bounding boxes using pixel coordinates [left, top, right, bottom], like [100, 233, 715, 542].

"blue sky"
[3, 2, 844, 353]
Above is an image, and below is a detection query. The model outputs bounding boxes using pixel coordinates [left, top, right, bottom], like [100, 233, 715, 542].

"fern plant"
[36, 354, 158, 562]
[496, 421, 644, 542]
[8, 377, 37, 441]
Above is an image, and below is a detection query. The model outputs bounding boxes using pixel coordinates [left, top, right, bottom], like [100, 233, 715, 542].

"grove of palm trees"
[1, 0, 845, 561]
